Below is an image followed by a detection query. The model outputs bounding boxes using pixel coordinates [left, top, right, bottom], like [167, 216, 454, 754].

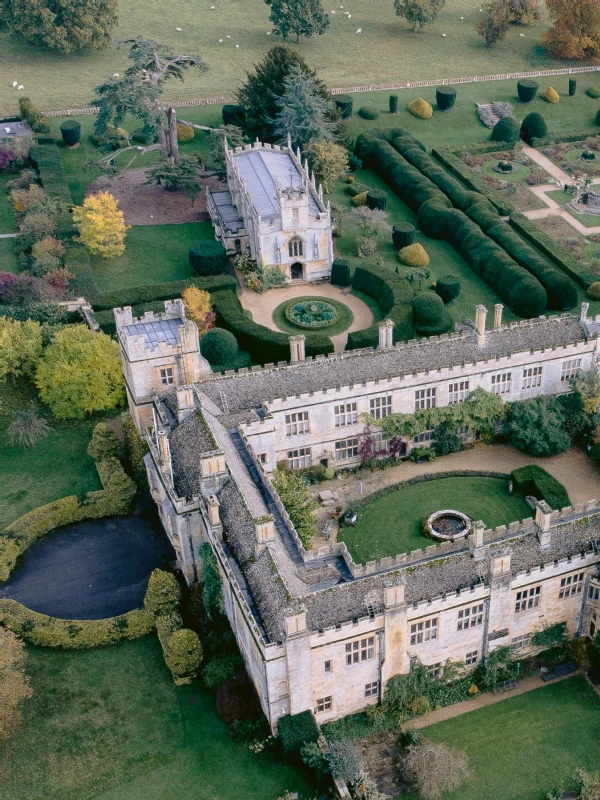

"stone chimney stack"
[289, 335, 306, 363]
[581, 302, 590, 324]
[176, 385, 195, 422]
[470, 520, 486, 561]
[494, 303, 504, 329]
[207, 494, 221, 527]
[383, 576, 406, 608]
[475, 305, 487, 346]
[378, 319, 394, 350]
[489, 547, 512, 578]
[254, 515, 275, 555]
[535, 500, 553, 549]
[284, 608, 307, 636]
[156, 429, 173, 486]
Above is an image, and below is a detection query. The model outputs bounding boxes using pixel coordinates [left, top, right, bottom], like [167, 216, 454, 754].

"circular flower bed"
[494, 159, 517, 174]
[423, 509, 473, 542]
[284, 299, 340, 329]
[581, 150, 597, 161]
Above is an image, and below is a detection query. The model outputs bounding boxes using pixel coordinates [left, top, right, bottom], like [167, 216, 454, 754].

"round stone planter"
[424, 509, 473, 542]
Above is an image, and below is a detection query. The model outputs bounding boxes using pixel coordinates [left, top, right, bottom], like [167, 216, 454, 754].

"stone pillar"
[289, 335, 306, 363]
[254, 516, 275, 554]
[486, 547, 513, 654]
[284, 609, 313, 715]
[381, 577, 410, 685]
[378, 319, 394, 350]
[113, 306, 134, 329]
[535, 500, 552, 549]
[581, 302, 590, 324]
[207, 495, 221, 526]
[176, 385, 195, 422]
[475, 305, 487, 346]
[470, 520, 486, 561]
[156, 429, 173, 486]
[493, 303, 503, 329]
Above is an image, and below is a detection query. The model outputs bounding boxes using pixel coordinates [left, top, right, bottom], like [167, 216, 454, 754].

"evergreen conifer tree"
[271, 63, 336, 149]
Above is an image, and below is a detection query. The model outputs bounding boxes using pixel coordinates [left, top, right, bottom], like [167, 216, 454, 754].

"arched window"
[288, 237, 303, 258]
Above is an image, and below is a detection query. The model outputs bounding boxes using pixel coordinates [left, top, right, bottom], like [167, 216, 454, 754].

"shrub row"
[212, 289, 334, 363]
[532, 130, 600, 147]
[510, 213, 596, 288]
[0, 453, 136, 582]
[94, 274, 237, 311]
[355, 132, 548, 317]
[64, 241, 100, 303]
[0, 600, 154, 648]
[464, 202, 578, 309]
[510, 465, 570, 510]
[431, 147, 515, 216]
[345, 262, 414, 349]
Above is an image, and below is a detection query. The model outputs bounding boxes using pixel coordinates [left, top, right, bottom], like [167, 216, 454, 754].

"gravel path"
[236, 276, 374, 353]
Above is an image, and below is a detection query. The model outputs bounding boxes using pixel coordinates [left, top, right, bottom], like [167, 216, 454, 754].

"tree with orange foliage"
[543, 0, 600, 60]
[181, 285, 215, 336]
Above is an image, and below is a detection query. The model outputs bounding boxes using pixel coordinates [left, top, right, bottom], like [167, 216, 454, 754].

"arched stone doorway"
[290, 262, 304, 280]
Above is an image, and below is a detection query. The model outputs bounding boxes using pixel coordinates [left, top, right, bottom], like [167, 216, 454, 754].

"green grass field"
[339, 476, 531, 563]
[404, 677, 600, 800]
[0, 0, 578, 115]
[90, 222, 211, 292]
[0, 174, 17, 232]
[1, 638, 313, 800]
[0, 383, 101, 528]
[0, 236, 18, 274]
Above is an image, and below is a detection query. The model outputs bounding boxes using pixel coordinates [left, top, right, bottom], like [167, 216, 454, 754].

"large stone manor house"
[207, 138, 333, 282]
[116, 299, 600, 731]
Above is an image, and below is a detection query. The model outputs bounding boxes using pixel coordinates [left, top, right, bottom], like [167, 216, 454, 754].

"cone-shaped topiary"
[176, 123, 195, 142]
[435, 274, 461, 303]
[408, 98, 433, 119]
[351, 191, 368, 207]
[392, 222, 417, 250]
[412, 292, 453, 335]
[517, 79, 539, 103]
[358, 106, 379, 120]
[398, 242, 430, 268]
[164, 628, 203, 683]
[335, 95, 353, 118]
[587, 282, 600, 300]
[389, 94, 398, 114]
[520, 112, 548, 144]
[366, 189, 388, 210]
[60, 119, 81, 147]
[201, 328, 239, 365]
[541, 87, 559, 104]
[436, 86, 457, 112]
[491, 116, 521, 143]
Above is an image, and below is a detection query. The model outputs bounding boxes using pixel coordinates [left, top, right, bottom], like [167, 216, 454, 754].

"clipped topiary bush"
[398, 242, 430, 268]
[520, 112, 548, 144]
[351, 190, 368, 207]
[389, 94, 398, 114]
[517, 79, 539, 103]
[358, 106, 379, 120]
[91, 126, 129, 149]
[436, 86, 457, 112]
[435, 274, 461, 303]
[412, 292, 453, 335]
[491, 116, 521, 143]
[331, 258, 352, 286]
[596, 110, 600, 127]
[201, 327, 239, 364]
[408, 98, 433, 119]
[278, 710, 320, 755]
[87, 422, 120, 461]
[144, 569, 181, 616]
[59, 119, 81, 147]
[189, 240, 229, 275]
[335, 94, 353, 119]
[587, 282, 600, 299]
[587, 87, 600, 99]
[541, 86, 559, 104]
[222, 104, 246, 125]
[164, 628, 203, 684]
[366, 189, 388, 210]
[392, 222, 416, 250]
[346, 183, 368, 197]
[569, 78, 577, 97]
[176, 123, 194, 142]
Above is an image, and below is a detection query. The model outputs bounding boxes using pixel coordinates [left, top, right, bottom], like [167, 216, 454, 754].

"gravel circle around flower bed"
[272, 295, 354, 336]
[481, 159, 531, 183]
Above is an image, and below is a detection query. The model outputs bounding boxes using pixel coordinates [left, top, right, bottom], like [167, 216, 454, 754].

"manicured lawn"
[0, 0, 576, 114]
[0, 383, 101, 528]
[480, 159, 532, 183]
[1, 637, 313, 800]
[404, 677, 600, 800]
[0, 174, 17, 232]
[339, 476, 531, 563]
[0, 236, 18, 274]
[272, 295, 354, 335]
[90, 222, 212, 292]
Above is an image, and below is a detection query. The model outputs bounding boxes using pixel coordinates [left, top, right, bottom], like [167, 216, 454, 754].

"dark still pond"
[0, 514, 172, 619]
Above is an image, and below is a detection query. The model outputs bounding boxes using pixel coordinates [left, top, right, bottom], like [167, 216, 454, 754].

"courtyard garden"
[338, 474, 531, 563]
[1, 637, 314, 800]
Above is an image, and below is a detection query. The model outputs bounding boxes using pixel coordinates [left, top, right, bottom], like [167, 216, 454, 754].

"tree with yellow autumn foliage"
[72, 191, 129, 258]
[181, 285, 215, 335]
[543, 0, 600, 60]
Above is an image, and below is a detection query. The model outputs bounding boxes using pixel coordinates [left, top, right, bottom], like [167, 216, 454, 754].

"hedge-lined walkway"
[237, 277, 374, 352]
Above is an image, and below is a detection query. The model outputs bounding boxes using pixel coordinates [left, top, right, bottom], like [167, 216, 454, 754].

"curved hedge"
[355, 131, 548, 317]
[335, 94, 353, 119]
[346, 262, 414, 349]
[211, 289, 334, 364]
[0, 600, 154, 648]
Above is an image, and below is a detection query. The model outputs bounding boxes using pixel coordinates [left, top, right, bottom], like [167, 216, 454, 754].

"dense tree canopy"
[73, 191, 129, 259]
[393, 0, 446, 30]
[271, 63, 336, 149]
[507, 396, 571, 457]
[0, 318, 43, 383]
[266, 0, 330, 44]
[543, 0, 600, 59]
[0, 0, 118, 52]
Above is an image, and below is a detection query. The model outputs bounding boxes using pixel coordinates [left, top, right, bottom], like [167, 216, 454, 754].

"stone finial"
[289, 335, 306, 363]
[475, 305, 488, 346]
[470, 520, 486, 561]
[494, 303, 503, 329]
[284, 608, 307, 637]
[176, 385, 195, 422]
[207, 495, 220, 526]
[378, 318, 394, 350]
[581, 302, 590, 324]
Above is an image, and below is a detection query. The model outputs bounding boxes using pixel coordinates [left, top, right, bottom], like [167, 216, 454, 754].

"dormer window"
[289, 237, 303, 258]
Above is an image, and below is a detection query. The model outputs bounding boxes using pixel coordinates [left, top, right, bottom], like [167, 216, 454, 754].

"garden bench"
[492, 678, 517, 693]
[541, 661, 579, 682]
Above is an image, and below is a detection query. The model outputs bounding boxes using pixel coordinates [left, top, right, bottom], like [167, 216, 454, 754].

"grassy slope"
[0, 0, 579, 114]
[0, 383, 101, 528]
[339, 476, 531, 563]
[0, 638, 313, 800]
[90, 222, 212, 292]
[406, 677, 600, 800]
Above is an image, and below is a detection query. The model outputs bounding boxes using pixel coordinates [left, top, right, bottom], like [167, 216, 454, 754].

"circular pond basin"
[425, 509, 472, 542]
[0, 514, 171, 619]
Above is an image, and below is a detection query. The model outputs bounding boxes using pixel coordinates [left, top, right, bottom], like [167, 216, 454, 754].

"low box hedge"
[93, 274, 237, 311]
[278, 710, 320, 754]
[0, 599, 154, 648]
[510, 465, 570, 510]
[30, 143, 73, 205]
[189, 240, 229, 276]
